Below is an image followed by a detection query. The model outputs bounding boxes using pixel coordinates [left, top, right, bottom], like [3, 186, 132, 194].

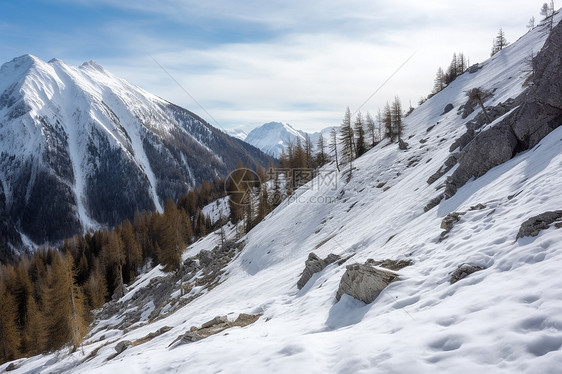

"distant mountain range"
[0, 55, 270, 259]
[229, 121, 335, 158]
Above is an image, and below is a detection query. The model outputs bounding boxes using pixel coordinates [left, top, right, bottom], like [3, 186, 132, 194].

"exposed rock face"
[516, 210, 562, 239]
[450, 264, 484, 284]
[446, 21, 562, 198]
[336, 264, 398, 304]
[445, 126, 518, 198]
[364, 258, 413, 271]
[297, 252, 340, 290]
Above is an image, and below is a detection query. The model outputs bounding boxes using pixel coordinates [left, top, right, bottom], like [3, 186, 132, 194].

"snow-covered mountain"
[0, 55, 270, 257]
[5, 14, 562, 374]
[244, 121, 333, 158]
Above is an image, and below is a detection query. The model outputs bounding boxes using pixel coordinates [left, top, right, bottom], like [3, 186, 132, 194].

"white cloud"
[10, 0, 547, 131]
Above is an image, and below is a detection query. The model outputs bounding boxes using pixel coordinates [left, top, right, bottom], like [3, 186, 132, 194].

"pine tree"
[316, 133, 328, 166]
[159, 199, 186, 272]
[541, 1, 555, 30]
[329, 128, 340, 172]
[42, 253, 89, 351]
[120, 219, 142, 284]
[304, 135, 314, 168]
[354, 112, 367, 157]
[339, 107, 355, 179]
[383, 102, 393, 141]
[83, 269, 108, 309]
[365, 112, 376, 148]
[391, 96, 403, 142]
[527, 16, 536, 31]
[0, 280, 19, 363]
[491, 28, 509, 56]
[433, 67, 445, 93]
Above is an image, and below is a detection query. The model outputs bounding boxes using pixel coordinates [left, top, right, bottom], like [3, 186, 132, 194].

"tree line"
[0, 180, 226, 363]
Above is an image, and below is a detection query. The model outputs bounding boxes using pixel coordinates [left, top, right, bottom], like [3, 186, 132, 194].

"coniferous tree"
[527, 16, 536, 31]
[383, 102, 393, 141]
[316, 133, 328, 166]
[83, 268, 108, 309]
[0, 280, 19, 363]
[354, 112, 367, 157]
[365, 112, 376, 148]
[304, 134, 314, 168]
[339, 107, 355, 179]
[120, 219, 142, 284]
[491, 28, 509, 56]
[541, 1, 555, 30]
[42, 253, 89, 352]
[391, 96, 403, 142]
[159, 199, 186, 272]
[433, 67, 446, 93]
[329, 128, 340, 172]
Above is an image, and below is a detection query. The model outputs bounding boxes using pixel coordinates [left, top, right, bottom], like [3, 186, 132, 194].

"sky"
[0, 0, 547, 132]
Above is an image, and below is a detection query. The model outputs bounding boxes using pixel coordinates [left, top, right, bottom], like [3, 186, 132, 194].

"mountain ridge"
[0, 55, 271, 257]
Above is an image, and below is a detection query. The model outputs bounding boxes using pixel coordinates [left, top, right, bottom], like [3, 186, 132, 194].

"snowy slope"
[0, 55, 270, 250]
[5, 17, 562, 374]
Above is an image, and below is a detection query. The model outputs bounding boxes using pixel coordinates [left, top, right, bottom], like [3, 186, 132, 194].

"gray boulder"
[115, 340, 132, 354]
[443, 103, 454, 114]
[336, 264, 397, 304]
[450, 264, 484, 284]
[468, 63, 481, 73]
[297, 252, 340, 289]
[398, 139, 409, 150]
[516, 210, 562, 239]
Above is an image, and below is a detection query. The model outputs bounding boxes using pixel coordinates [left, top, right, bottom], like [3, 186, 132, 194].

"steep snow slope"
[5, 17, 562, 374]
[0, 56, 270, 251]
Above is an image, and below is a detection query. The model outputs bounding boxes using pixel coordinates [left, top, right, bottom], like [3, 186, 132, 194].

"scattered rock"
[169, 313, 261, 348]
[398, 139, 409, 150]
[450, 264, 484, 284]
[467, 63, 481, 74]
[232, 313, 261, 327]
[516, 210, 562, 239]
[376, 182, 386, 188]
[297, 252, 341, 290]
[424, 194, 444, 212]
[115, 340, 132, 354]
[6, 362, 21, 371]
[442, 103, 454, 114]
[365, 258, 413, 271]
[469, 203, 486, 211]
[201, 315, 228, 329]
[441, 212, 466, 236]
[336, 263, 398, 304]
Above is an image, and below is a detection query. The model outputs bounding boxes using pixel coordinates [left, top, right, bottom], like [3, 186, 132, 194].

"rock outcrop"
[445, 21, 562, 198]
[516, 210, 562, 239]
[170, 313, 261, 348]
[336, 263, 398, 304]
[297, 252, 341, 290]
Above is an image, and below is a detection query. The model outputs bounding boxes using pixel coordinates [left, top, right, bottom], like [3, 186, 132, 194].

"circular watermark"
[224, 168, 261, 207]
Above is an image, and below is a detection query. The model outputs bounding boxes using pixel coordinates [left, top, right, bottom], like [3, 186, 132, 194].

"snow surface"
[4, 18, 562, 374]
